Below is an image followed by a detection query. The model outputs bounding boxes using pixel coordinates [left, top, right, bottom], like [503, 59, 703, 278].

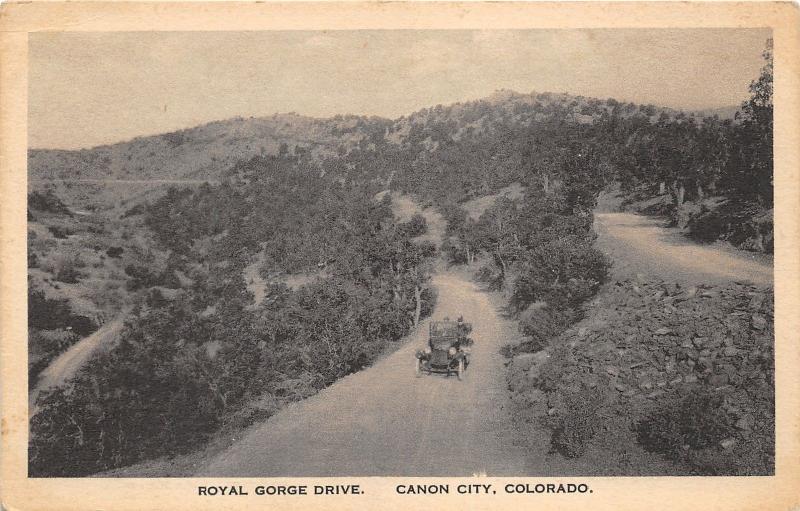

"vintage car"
[415, 318, 472, 380]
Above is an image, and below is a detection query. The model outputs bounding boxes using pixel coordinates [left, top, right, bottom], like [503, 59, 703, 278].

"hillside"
[29, 89, 694, 186]
[28, 43, 773, 477]
[29, 113, 392, 182]
[689, 105, 740, 120]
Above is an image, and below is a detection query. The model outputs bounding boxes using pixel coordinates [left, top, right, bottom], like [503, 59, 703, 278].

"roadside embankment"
[507, 277, 774, 475]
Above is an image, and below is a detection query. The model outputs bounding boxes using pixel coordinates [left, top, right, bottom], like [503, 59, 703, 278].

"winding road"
[594, 212, 772, 286]
[35, 190, 774, 477]
[200, 272, 530, 476]
[197, 208, 774, 477]
[29, 318, 125, 417]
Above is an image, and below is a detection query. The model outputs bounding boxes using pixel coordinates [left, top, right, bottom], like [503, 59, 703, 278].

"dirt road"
[594, 212, 772, 286]
[29, 318, 124, 417]
[200, 272, 529, 476]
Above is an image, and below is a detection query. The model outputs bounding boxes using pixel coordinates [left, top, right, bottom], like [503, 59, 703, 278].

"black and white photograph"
[22, 26, 777, 478]
[2, 2, 798, 509]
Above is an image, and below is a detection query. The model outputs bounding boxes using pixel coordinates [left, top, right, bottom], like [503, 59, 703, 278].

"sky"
[29, 29, 771, 150]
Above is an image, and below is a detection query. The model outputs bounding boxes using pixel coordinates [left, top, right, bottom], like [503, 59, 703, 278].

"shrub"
[398, 213, 427, 237]
[28, 190, 71, 215]
[29, 328, 79, 358]
[419, 286, 438, 320]
[121, 203, 147, 218]
[439, 203, 467, 235]
[124, 264, 160, 291]
[474, 264, 503, 290]
[687, 209, 726, 243]
[518, 304, 576, 352]
[29, 288, 71, 330]
[550, 386, 605, 458]
[55, 264, 81, 284]
[47, 225, 73, 239]
[532, 343, 573, 393]
[39, 253, 85, 283]
[106, 246, 124, 258]
[441, 238, 468, 265]
[69, 315, 98, 337]
[635, 392, 735, 461]
[511, 238, 610, 312]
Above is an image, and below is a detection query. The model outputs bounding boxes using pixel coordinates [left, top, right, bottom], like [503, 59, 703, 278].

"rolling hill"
[28, 90, 706, 186]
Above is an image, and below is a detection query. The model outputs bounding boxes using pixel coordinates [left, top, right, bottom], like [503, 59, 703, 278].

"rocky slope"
[508, 276, 774, 475]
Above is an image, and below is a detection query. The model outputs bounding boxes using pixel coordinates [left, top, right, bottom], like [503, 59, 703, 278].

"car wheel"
[415, 358, 422, 378]
[457, 358, 465, 381]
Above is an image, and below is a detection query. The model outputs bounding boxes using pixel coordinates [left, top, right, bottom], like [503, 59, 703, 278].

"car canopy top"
[429, 321, 459, 338]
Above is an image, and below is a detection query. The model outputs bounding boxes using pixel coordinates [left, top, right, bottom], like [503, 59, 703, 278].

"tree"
[729, 38, 773, 206]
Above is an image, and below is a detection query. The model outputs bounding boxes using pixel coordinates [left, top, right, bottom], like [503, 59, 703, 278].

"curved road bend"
[594, 212, 772, 286]
[200, 273, 529, 476]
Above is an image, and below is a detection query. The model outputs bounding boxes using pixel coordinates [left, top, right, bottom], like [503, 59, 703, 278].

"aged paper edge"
[1, 2, 799, 511]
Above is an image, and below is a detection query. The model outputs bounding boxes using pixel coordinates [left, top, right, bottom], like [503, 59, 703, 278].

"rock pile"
[508, 275, 774, 475]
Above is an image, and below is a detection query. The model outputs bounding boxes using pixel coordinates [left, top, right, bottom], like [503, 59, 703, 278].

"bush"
[121, 203, 147, 218]
[440, 203, 467, 235]
[511, 237, 609, 312]
[40, 252, 86, 283]
[518, 304, 576, 352]
[550, 386, 605, 458]
[124, 264, 160, 291]
[69, 315, 98, 337]
[474, 264, 503, 290]
[28, 329, 80, 377]
[29, 286, 99, 335]
[635, 392, 735, 462]
[47, 225, 73, 239]
[55, 264, 81, 284]
[28, 288, 72, 330]
[398, 213, 427, 237]
[532, 343, 573, 393]
[441, 238, 468, 265]
[686, 209, 727, 243]
[28, 190, 71, 215]
[419, 286, 438, 320]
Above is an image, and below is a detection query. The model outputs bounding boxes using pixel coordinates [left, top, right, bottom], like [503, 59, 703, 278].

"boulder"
[709, 374, 729, 387]
[735, 414, 755, 431]
[748, 293, 765, 311]
[751, 314, 767, 331]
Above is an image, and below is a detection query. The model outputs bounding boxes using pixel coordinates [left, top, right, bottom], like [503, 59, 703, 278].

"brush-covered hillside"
[28, 39, 773, 477]
[31, 84, 770, 251]
[29, 90, 687, 188]
[28, 113, 393, 181]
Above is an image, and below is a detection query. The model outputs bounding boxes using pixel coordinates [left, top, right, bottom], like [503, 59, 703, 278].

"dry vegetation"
[28, 38, 773, 476]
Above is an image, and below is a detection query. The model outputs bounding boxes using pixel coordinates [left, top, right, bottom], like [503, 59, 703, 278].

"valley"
[27, 50, 774, 477]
